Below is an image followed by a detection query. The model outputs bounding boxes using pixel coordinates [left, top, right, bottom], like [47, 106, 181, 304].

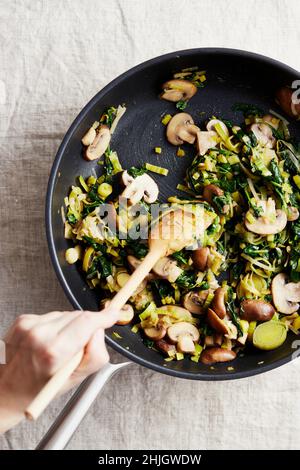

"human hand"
[0, 309, 119, 433]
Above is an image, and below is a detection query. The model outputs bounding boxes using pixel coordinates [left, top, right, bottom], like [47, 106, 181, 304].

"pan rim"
[45, 47, 300, 381]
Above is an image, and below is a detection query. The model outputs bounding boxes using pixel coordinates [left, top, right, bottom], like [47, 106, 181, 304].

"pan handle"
[36, 361, 132, 450]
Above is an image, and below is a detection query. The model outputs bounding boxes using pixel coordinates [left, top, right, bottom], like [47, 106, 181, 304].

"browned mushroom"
[182, 290, 209, 315]
[166, 113, 199, 146]
[200, 347, 236, 365]
[240, 299, 275, 322]
[276, 86, 300, 119]
[144, 324, 167, 341]
[287, 206, 299, 222]
[207, 308, 230, 335]
[192, 247, 209, 271]
[211, 287, 227, 319]
[204, 334, 223, 347]
[167, 322, 200, 353]
[84, 125, 111, 161]
[155, 339, 176, 356]
[161, 79, 197, 102]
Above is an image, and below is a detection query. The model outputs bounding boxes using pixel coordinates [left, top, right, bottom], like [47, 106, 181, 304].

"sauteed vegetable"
[63, 73, 300, 366]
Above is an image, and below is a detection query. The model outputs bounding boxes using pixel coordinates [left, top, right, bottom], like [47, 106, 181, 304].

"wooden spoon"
[25, 208, 200, 419]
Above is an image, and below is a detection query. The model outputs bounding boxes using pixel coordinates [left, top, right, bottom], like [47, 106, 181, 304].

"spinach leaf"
[176, 100, 188, 111]
[278, 140, 300, 174]
[83, 236, 106, 253]
[127, 240, 149, 259]
[172, 250, 189, 265]
[127, 166, 147, 178]
[67, 213, 77, 224]
[233, 103, 264, 117]
[176, 271, 197, 289]
[212, 193, 231, 213]
[226, 287, 243, 336]
[151, 279, 175, 303]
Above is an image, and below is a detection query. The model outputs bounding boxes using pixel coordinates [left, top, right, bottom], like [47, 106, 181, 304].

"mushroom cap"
[240, 299, 275, 322]
[200, 347, 236, 365]
[271, 273, 300, 314]
[116, 304, 135, 326]
[84, 125, 111, 161]
[245, 204, 287, 235]
[152, 257, 183, 283]
[158, 305, 193, 322]
[287, 206, 299, 222]
[207, 308, 230, 334]
[161, 79, 197, 102]
[144, 324, 167, 341]
[167, 321, 200, 345]
[211, 287, 227, 319]
[192, 247, 209, 272]
[285, 282, 300, 302]
[276, 86, 300, 118]
[166, 112, 199, 146]
[183, 291, 206, 315]
[121, 172, 159, 205]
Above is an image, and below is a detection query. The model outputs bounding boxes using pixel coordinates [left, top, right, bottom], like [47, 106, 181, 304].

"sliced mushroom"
[121, 171, 159, 205]
[167, 321, 200, 353]
[166, 113, 199, 146]
[200, 347, 236, 365]
[245, 199, 287, 235]
[207, 308, 230, 335]
[158, 305, 193, 322]
[241, 299, 275, 322]
[84, 125, 111, 161]
[152, 257, 183, 283]
[116, 304, 135, 326]
[127, 255, 155, 281]
[155, 339, 176, 356]
[196, 130, 218, 156]
[144, 324, 167, 341]
[211, 287, 227, 319]
[250, 123, 275, 148]
[161, 79, 197, 102]
[287, 206, 299, 222]
[271, 273, 300, 314]
[206, 119, 229, 135]
[262, 114, 280, 130]
[285, 282, 300, 302]
[276, 86, 300, 119]
[182, 290, 209, 315]
[102, 300, 135, 325]
[81, 126, 97, 146]
[192, 247, 209, 271]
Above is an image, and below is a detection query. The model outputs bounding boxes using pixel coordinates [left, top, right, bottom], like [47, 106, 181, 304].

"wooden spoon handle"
[25, 245, 164, 420]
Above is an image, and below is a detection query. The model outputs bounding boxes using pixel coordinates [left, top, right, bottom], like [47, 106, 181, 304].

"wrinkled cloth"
[1, 0, 300, 450]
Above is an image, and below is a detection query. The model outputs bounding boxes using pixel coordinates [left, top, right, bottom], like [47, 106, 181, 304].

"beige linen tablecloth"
[1, 0, 300, 450]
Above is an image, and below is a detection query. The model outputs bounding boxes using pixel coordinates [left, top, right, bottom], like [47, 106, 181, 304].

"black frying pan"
[41, 48, 300, 449]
